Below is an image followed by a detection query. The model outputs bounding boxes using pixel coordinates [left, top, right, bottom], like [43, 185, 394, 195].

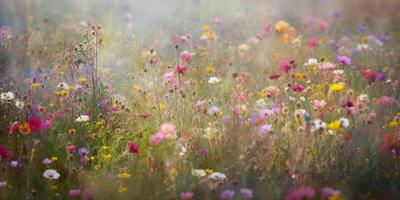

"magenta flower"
[180, 50, 195, 62]
[279, 59, 291, 73]
[128, 142, 139, 153]
[220, 189, 236, 199]
[306, 37, 319, 48]
[176, 63, 188, 74]
[0, 144, 11, 159]
[27, 117, 42, 133]
[180, 192, 193, 200]
[150, 132, 166, 145]
[291, 85, 305, 92]
[9, 121, 19, 134]
[336, 55, 351, 65]
[69, 189, 81, 197]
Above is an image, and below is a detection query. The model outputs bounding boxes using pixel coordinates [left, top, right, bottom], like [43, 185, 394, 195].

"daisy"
[43, 169, 60, 180]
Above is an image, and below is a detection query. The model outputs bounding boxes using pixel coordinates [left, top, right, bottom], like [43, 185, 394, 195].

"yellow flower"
[159, 103, 167, 111]
[295, 72, 307, 79]
[218, 111, 224, 118]
[79, 77, 88, 84]
[169, 168, 178, 181]
[201, 25, 216, 40]
[117, 172, 131, 179]
[31, 82, 41, 88]
[102, 154, 112, 159]
[389, 121, 398, 128]
[205, 169, 214, 174]
[55, 90, 67, 96]
[101, 145, 110, 150]
[258, 91, 266, 98]
[330, 83, 345, 91]
[118, 186, 127, 193]
[275, 20, 289, 33]
[327, 120, 341, 130]
[51, 156, 58, 161]
[206, 66, 216, 73]
[131, 85, 141, 91]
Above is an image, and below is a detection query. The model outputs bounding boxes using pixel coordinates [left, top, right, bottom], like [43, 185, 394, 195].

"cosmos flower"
[336, 55, 351, 65]
[176, 63, 188, 74]
[180, 50, 195, 62]
[27, 117, 42, 133]
[128, 142, 139, 153]
[43, 169, 60, 180]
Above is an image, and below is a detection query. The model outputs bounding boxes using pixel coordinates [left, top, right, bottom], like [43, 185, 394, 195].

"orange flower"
[19, 123, 31, 134]
[68, 128, 77, 135]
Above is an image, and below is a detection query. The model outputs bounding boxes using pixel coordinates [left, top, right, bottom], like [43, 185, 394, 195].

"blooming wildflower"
[78, 147, 89, 156]
[15, 100, 24, 109]
[0, 182, 7, 188]
[279, 59, 291, 73]
[180, 50, 195, 62]
[336, 55, 351, 65]
[240, 188, 254, 199]
[128, 142, 139, 153]
[180, 192, 193, 200]
[31, 82, 41, 88]
[69, 189, 81, 197]
[117, 172, 131, 179]
[0, 145, 11, 159]
[192, 169, 207, 177]
[9, 121, 19, 134]
[313, 100, 326, 110]
[208, 77, 221, 84]
[27, 117, 42, 133]
[79, 77, 88, 84]
[76, 115, 89, 122]
[238, 44, 250, 52]
[292, 85, 305, 92]
[321, 187, 341, 198]
[176, 63, 188, 74]
[142, 49, 157, 61]
[220, 189, 236, 199]
[57, 82, 69, 90]
[275, 20, 289, 33]
[201, 25, 216, 40]
[10, 160, 19, 168]
[306, 36, 319, 48]
[150, 132, 166, 145]
[43, 169, 60, 180]
[118, 185, 127, 193]
[259, 124, 272, 134]
[43, 158, 52, 165]
[206, 65, 216, 73]
[102, 154, 112, 159]
[208, 172, 227, 181]
[317, 62, 336, 70]
[304, 58, 318, 66]
[19, 123, 31, 134]
[327, 120, 341, 131]
[311, 119, 327, 132]
[339, 117, 350, 128]
[68, 128, 77, 135]
[1, 91, 15, 101]
[160, 122, 176, 138]
[286, 186, 316, 200]
[67, 145, 76, 153]
[330, 83, 345, 91]
[207, 106, 220, 115]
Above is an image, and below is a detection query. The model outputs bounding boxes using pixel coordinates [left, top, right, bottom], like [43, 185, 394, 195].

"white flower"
[357, 44, 369, 50]
[317, 62, 336, 70]
[238, 44, 250, 51]
[43, 169, 60, 180]
[15, 100, 24, 109]
[1, 91, 15, 101]
[340, 117, 350, 128]
[76, 115, 90, 122]
[57, 82, 69, 90]
[208, 172, 227, 181]
[256, 98, 267, 108]
[0, 181, 7, 187]
[191, 169, 207, 177]
[178, 144, 187, 156]
[333, 69, 344, 75]
[304, 58, 318, 66]
[311, 119, 327, 132]
[358, 94, 369, 102]
[208, 77, 221, 84]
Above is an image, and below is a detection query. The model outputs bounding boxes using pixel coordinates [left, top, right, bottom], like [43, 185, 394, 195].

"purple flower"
[180, 191, 193, 200]
[336, 55, 351, 65]
[259, 124, 272, 134]
[10, 160, 19, 168]
[220, 189, 236, 199]
[286, 186, 316, 200]
[199, 147, 208, 155]
[376, 71, 386, 81]
[321, 187, 341, 198]
[42, 158, 52, 165]
[69, 189, 81, 197]
[240, 188, 254, 199]
[78, 147, 89, 156]
[357, 25, 368, 32]
[207, 106, 220, 115]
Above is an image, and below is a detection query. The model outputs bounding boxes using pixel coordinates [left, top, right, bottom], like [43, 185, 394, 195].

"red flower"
[27, 117, 42, 133]
[9, 121, 19, 134]
[268, 73, 281, 80]
[128, 142, 139, 154]
[0, 144, 11, 159]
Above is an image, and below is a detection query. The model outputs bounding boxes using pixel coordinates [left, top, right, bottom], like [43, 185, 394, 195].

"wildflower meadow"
[1, 0, 400, 199]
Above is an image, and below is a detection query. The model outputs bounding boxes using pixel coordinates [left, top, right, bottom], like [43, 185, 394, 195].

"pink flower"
[160, 122, 177, 138]
[291, 85, 305, 92]
[67, 145, 76, 153]
[42, 119, 52, 129]
[279, 59, 291, 73]
[176, 63, 188, 74]
[376, 96, 396, 106]
[306, 36, 319, 48]
[319, 21, 329, 30]
[164, 72, 177, 84]
[180, 192, 194, 200]
[150, 132, 166, 145]
[128, 142, 139, 153]
[180, 51, 195, 62]
[69, 189, 81, 197]
[0, 144, 11, 159]
[313, 100, 326, 110]
[9, 121, 19, 134]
